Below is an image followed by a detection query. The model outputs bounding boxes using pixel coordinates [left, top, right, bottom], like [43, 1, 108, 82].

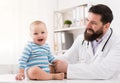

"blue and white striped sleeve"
[18, 42, 32, 69]
[47, 45, 55, 64]
[48, 53, 56, 64]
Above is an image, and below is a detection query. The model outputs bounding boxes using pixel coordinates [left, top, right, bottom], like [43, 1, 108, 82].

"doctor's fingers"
[54, 65, 61, 73]
[53, 62, 61, 72]
[53, 60, 61, 66]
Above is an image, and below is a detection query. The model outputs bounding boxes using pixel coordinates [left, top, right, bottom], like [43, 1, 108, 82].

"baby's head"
[30, 20, 48, 45]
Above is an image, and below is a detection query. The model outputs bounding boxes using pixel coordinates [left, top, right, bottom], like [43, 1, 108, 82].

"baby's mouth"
[37, 39, 44, 42]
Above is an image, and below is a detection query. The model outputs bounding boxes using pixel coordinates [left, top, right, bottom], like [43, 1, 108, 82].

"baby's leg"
[27, 66, 64, 80]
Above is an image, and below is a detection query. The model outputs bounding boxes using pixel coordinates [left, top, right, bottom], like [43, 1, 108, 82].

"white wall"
[57, 0, 89, 10]
[0, 0, 57, 65]
[58, 0, 120, 34]
[0, 0, 18, 64]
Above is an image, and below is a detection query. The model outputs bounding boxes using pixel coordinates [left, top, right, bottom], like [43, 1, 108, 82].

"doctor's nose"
[86, 21, 92, 29]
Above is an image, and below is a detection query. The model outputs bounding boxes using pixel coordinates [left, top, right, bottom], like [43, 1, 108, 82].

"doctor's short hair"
[89, 4, 113, 24]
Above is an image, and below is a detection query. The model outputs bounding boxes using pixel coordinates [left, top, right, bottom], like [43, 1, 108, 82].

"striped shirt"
[19, 41, 55, 73]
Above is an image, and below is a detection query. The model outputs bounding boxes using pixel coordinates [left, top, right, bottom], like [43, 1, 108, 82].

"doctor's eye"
[91, 21, 97, 25]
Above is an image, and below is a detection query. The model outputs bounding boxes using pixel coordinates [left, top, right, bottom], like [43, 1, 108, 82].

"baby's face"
[30, 23, 48, 45]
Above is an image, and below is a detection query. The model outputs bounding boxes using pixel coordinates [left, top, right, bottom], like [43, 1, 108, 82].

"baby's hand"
[15, 73, 25, 80]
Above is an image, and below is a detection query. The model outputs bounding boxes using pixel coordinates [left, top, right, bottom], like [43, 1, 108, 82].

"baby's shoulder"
[43, 43, 50, 49]
[24, 41, 34, 48]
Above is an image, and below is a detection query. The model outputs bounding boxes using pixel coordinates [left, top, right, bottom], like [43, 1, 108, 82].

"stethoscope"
[82, 28, 113, 52]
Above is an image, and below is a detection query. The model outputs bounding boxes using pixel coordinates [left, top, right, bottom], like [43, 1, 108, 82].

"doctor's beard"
[84, 27, 104, 41]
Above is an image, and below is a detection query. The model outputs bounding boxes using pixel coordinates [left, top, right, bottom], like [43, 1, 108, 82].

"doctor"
[54, 4, 120, 79]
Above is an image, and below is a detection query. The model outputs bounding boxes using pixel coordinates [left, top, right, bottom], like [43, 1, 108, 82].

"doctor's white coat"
[57, 31, 120, 79]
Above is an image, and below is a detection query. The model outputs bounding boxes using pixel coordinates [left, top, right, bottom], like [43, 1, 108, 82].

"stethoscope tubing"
[82, 28, 113, 52]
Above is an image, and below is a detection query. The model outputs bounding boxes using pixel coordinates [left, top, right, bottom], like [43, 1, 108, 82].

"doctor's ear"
[104, 23, 110, 29]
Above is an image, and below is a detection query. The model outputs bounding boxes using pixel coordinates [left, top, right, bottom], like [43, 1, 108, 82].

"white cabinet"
[53, 4, 89, 55]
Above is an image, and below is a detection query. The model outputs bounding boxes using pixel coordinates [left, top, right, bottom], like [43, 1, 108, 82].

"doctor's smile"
[86, 29, 94, 34]
[84, 27, 104, 41]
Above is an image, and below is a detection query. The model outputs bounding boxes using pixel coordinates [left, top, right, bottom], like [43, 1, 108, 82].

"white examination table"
[0, 74, 120, 83]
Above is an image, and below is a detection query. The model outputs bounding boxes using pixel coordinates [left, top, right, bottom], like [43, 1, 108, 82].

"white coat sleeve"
[56, 35, 83, 63]
[67, 37, 120, 79]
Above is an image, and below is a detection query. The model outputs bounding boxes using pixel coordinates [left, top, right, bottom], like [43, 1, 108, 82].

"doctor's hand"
[53, 60, 68, 73]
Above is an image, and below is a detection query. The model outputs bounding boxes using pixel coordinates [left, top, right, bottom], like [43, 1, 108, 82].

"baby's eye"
[34, 33, 38, 35]
[41, 32, 45, 34]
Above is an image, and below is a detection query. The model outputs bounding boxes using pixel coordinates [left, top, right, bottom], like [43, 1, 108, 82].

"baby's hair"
[30, 20, 46, 30]
[30, 20, 46, 26]
[31, 20, 45, 25]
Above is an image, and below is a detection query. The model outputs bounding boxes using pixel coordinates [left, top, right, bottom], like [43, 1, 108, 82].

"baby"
[16, 20, 64, 80]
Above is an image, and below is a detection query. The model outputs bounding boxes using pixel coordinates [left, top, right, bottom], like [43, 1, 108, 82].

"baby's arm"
[16, 42, 32, 80]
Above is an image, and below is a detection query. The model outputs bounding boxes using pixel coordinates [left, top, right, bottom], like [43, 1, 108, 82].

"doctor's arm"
[56, 35, 82, 63]
[67, 39, 120, 79]
[54, 35, 83, 73]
